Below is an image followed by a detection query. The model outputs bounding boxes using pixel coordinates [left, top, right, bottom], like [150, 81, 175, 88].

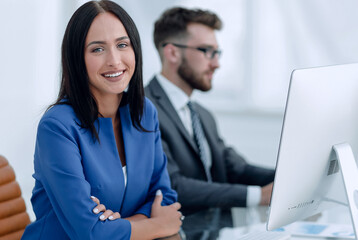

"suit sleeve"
[162, 108, 274, 211]
[198, 106, 275, 187]
[224, 147, 275, 186]
[162, 138, 250, 210]
[36, 117, 131, 240]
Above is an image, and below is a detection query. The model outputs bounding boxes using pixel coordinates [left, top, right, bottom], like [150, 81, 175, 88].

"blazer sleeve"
[35, 117, 131, 240]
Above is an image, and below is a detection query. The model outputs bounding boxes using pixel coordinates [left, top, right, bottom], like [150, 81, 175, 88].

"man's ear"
[162, 44, 181, 64]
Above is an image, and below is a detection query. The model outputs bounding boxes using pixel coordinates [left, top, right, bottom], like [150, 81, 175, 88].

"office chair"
[0, 155, 30, 240]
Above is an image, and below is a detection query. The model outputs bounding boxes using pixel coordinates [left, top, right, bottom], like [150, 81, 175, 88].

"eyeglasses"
[162, 43, 222, 60]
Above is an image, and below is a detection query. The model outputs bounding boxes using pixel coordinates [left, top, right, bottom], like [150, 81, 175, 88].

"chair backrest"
[0, 155, 30, 240]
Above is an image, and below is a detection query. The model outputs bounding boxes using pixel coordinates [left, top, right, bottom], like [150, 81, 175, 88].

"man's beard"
[177, 57, 212, 92]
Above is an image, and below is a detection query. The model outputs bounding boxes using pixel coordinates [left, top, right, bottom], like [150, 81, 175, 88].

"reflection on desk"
[179, 205, 352, 240]
[218, 205, 352, 240]
[181, 208, 233, 240]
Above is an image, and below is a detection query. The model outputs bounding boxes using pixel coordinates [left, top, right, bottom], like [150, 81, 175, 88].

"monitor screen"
[267, 63, 358, 233]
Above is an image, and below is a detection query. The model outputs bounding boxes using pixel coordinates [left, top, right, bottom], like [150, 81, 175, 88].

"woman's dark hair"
[55, 0, 145, 141]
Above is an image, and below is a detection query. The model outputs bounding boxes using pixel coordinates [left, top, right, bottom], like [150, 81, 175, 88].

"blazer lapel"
[118, 104, 152, 216]
[147, 77, 198, 152]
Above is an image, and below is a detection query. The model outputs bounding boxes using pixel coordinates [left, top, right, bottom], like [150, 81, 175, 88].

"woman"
[22, 1, 182, 239]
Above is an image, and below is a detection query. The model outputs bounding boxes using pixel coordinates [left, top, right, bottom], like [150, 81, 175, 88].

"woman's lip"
[101, 70, 125, 82]
[101, 70, 124, 78]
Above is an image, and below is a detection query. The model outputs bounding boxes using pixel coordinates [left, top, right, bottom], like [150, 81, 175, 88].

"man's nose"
[210, 54, 220, 69]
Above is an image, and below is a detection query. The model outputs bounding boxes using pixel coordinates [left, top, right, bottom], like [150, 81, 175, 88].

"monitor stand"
[333, 143, 358, 239]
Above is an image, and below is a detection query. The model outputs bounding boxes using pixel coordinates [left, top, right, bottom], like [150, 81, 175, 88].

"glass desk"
[175, 205, 353, 240]
[219, 205, 353, 240]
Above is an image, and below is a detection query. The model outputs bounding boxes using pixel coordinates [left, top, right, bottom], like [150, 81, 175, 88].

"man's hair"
[153, 7, 222, 51]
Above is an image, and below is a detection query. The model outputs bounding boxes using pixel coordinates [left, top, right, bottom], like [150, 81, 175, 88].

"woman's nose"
[107, 49, 121, 67]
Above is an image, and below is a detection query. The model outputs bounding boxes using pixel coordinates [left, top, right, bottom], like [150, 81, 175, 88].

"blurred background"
[1, 0, 358, 221]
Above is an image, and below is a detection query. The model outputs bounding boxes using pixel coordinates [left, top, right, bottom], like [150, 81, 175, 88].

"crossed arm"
[90, 191, 183, 239]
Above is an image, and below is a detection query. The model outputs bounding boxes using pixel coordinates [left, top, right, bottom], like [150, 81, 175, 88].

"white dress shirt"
[156, 74, 261, 207]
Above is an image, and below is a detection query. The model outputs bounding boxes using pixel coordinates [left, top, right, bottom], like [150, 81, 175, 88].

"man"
[145, 7, 274, 218]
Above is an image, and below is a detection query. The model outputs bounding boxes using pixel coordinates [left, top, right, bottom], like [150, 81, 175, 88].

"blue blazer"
[22, 98, 177, 240]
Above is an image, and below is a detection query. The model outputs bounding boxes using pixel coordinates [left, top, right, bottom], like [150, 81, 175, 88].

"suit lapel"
[147, 77, 198, 152]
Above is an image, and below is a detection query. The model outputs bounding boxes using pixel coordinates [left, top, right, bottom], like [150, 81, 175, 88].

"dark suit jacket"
[145, 76, 275, 215]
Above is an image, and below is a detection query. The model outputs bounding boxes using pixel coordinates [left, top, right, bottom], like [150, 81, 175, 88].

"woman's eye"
[117, 43, 128, 49]
[92, 47, 103, 53]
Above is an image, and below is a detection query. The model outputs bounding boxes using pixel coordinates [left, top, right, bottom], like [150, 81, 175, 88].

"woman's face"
[84, 12, 135, 102]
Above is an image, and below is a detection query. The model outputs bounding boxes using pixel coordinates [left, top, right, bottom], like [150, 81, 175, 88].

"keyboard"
[238, 230, 291, 240]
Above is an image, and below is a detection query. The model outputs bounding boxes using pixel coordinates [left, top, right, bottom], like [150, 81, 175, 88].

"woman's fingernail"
[100, 215, 105, 220]
[90, 196, 95, 199]
[156, 189, 162, 196]
[109, 215, 114, 220]
[93, 208, 99, 213]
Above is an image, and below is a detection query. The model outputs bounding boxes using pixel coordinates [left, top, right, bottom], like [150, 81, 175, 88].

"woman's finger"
[108, 212, 121, 221]
[99, 209, 113, 221]
[93, 204, 106, 214]
[169, 202, 181, 210]
[90, 196, 100, 205]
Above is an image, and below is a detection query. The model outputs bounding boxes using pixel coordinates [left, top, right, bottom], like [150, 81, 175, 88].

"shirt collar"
[156, 73, 190, 112]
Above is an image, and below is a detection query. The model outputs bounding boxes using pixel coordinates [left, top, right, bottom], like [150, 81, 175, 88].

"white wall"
[0, 0, 74, 220]
[1, 0, 358, 221]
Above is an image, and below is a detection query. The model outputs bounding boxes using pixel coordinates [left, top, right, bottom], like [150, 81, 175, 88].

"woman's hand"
[150, 190, 183, 237]
[91, 196, 121, 221]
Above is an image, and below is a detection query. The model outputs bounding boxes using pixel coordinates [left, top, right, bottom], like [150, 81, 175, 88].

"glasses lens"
[208, 49, 221, 59]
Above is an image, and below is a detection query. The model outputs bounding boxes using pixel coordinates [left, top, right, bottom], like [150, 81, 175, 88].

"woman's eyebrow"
[86, 36, 130, 48]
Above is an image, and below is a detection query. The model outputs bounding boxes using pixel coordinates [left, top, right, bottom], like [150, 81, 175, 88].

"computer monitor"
[267, 63, 358, 237]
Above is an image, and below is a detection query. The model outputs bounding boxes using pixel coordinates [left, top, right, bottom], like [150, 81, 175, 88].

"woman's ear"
[162, 44, 181, 64]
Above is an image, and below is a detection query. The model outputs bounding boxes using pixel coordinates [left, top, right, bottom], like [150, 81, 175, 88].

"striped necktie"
[187, 101, 212, 182]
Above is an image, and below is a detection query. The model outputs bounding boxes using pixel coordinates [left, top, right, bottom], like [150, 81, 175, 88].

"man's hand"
[260, 182, 273, 205]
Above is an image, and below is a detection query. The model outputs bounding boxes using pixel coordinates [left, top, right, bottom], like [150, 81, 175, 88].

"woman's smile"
[101, 70, 125, 82]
